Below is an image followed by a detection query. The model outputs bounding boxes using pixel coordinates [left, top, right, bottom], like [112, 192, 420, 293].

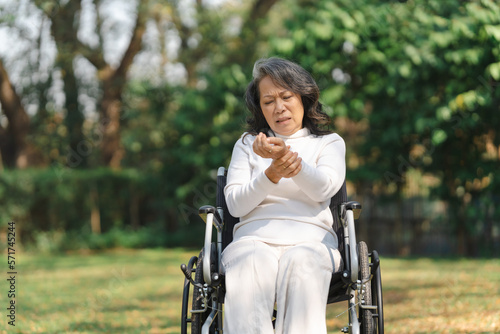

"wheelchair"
[180, 167, 384, 334]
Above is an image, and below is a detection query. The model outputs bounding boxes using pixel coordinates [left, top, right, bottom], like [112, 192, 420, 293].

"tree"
[33, 0, 150, 168]
[0, 0, 150, 169]
[1, 0, 281, 169]
[0, 0, 48, 169]
[120, 0, 283, 230]
[270, 0, 500, 255]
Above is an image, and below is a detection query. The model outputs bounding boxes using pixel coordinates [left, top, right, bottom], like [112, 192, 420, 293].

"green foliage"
[2, 0, 499, 255]
[265, 0, 500, 255]
[1, 0, 280, 253]
[0, 168, 207, 252]
[121, 67, 251, 223]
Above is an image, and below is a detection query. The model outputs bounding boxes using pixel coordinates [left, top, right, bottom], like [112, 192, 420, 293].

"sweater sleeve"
[292, 134, 346, 202]
[224, 136, 279, 218]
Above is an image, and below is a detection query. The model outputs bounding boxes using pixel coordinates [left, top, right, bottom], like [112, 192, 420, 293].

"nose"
[275, 98, 285, 113]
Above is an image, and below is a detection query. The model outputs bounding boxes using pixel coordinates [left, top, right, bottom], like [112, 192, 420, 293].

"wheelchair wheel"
[181, 255, 198, 334]
[371, 250, 384, 333]
[191, 250, 208, 334]
[358, 241, 374, 334]
[191, 244, 218, 334]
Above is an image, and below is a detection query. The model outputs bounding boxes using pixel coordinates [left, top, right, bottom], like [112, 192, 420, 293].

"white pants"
[221, 239, 343, 334]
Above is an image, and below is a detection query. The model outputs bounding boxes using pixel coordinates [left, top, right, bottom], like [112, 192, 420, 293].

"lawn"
[1, 248, 498, 333]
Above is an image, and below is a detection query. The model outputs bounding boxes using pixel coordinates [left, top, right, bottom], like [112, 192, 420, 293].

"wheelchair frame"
[181, 167, 384, 334]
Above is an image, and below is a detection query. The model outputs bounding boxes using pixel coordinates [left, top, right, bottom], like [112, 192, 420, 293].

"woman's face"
[258, 75, 304, 136]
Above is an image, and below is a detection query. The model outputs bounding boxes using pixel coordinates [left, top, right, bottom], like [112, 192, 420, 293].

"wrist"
[265, 167, 281, 184]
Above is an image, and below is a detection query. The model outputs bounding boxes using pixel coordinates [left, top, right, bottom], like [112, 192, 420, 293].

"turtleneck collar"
[269, 127, 310, 139]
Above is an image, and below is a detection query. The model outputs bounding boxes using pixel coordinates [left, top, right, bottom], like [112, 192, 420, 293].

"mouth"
[276, 117, 291, 123]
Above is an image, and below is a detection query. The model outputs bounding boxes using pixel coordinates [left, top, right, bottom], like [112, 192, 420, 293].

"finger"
[266, 138, 287, 154]
[283, 152, 299, 168]
[260, 134, 274, 154]
[261, 139, 274, 154]
[275, 151, 295, 168]
[276, 144, 291, 158]
[279, 145, 291, 157]
[281, 152, 300, 171]
[266, 137, 286, 146]
[254, 133, 267, 154]
[253, 133, 261, 146]
[284, 158, 302, 177]
[262, 136, 280, 150]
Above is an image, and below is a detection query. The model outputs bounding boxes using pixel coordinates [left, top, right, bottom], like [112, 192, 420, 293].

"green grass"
[1, 248, 193, 334]
[1, 249, 499, 333]
[327, 257, 500, 333]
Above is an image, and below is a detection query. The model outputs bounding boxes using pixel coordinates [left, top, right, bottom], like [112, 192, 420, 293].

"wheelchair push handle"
[216, 167, 226, 209]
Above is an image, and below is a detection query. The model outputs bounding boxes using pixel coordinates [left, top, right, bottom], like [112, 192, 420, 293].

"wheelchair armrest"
[340, 201, 362, 283]
[199, 205, 222, 228]
[344, 201, 362, 219]
[199, 205, 216, 214]
[198, 205, 224, 285]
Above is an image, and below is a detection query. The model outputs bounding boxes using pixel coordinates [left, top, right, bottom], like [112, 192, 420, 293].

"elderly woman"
[222, 57, 345, 334]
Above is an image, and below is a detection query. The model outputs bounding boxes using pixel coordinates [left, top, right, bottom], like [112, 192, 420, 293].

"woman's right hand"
[253, 133, 302, 183]
[253, 132, 288, 159]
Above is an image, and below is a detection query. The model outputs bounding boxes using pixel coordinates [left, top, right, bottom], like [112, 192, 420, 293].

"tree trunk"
[99, 76, 124, 168]
[90, 186, 101, 234]
[49, 0, 88, 168]
[0, 58, 31, 168]
[97, 0, 149, 168]
[62, 62, 87, 168]
[228, 0, 280, 65]
[130, 191, 140, 230]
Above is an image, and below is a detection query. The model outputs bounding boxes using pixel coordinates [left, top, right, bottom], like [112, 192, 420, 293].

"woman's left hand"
[265, 149, 302, 183]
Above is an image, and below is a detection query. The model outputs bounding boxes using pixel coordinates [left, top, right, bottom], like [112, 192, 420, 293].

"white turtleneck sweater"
[224, 128, 346, 248]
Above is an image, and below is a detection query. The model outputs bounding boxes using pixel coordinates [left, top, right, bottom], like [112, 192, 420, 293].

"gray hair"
[244, 57, 332, 136]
